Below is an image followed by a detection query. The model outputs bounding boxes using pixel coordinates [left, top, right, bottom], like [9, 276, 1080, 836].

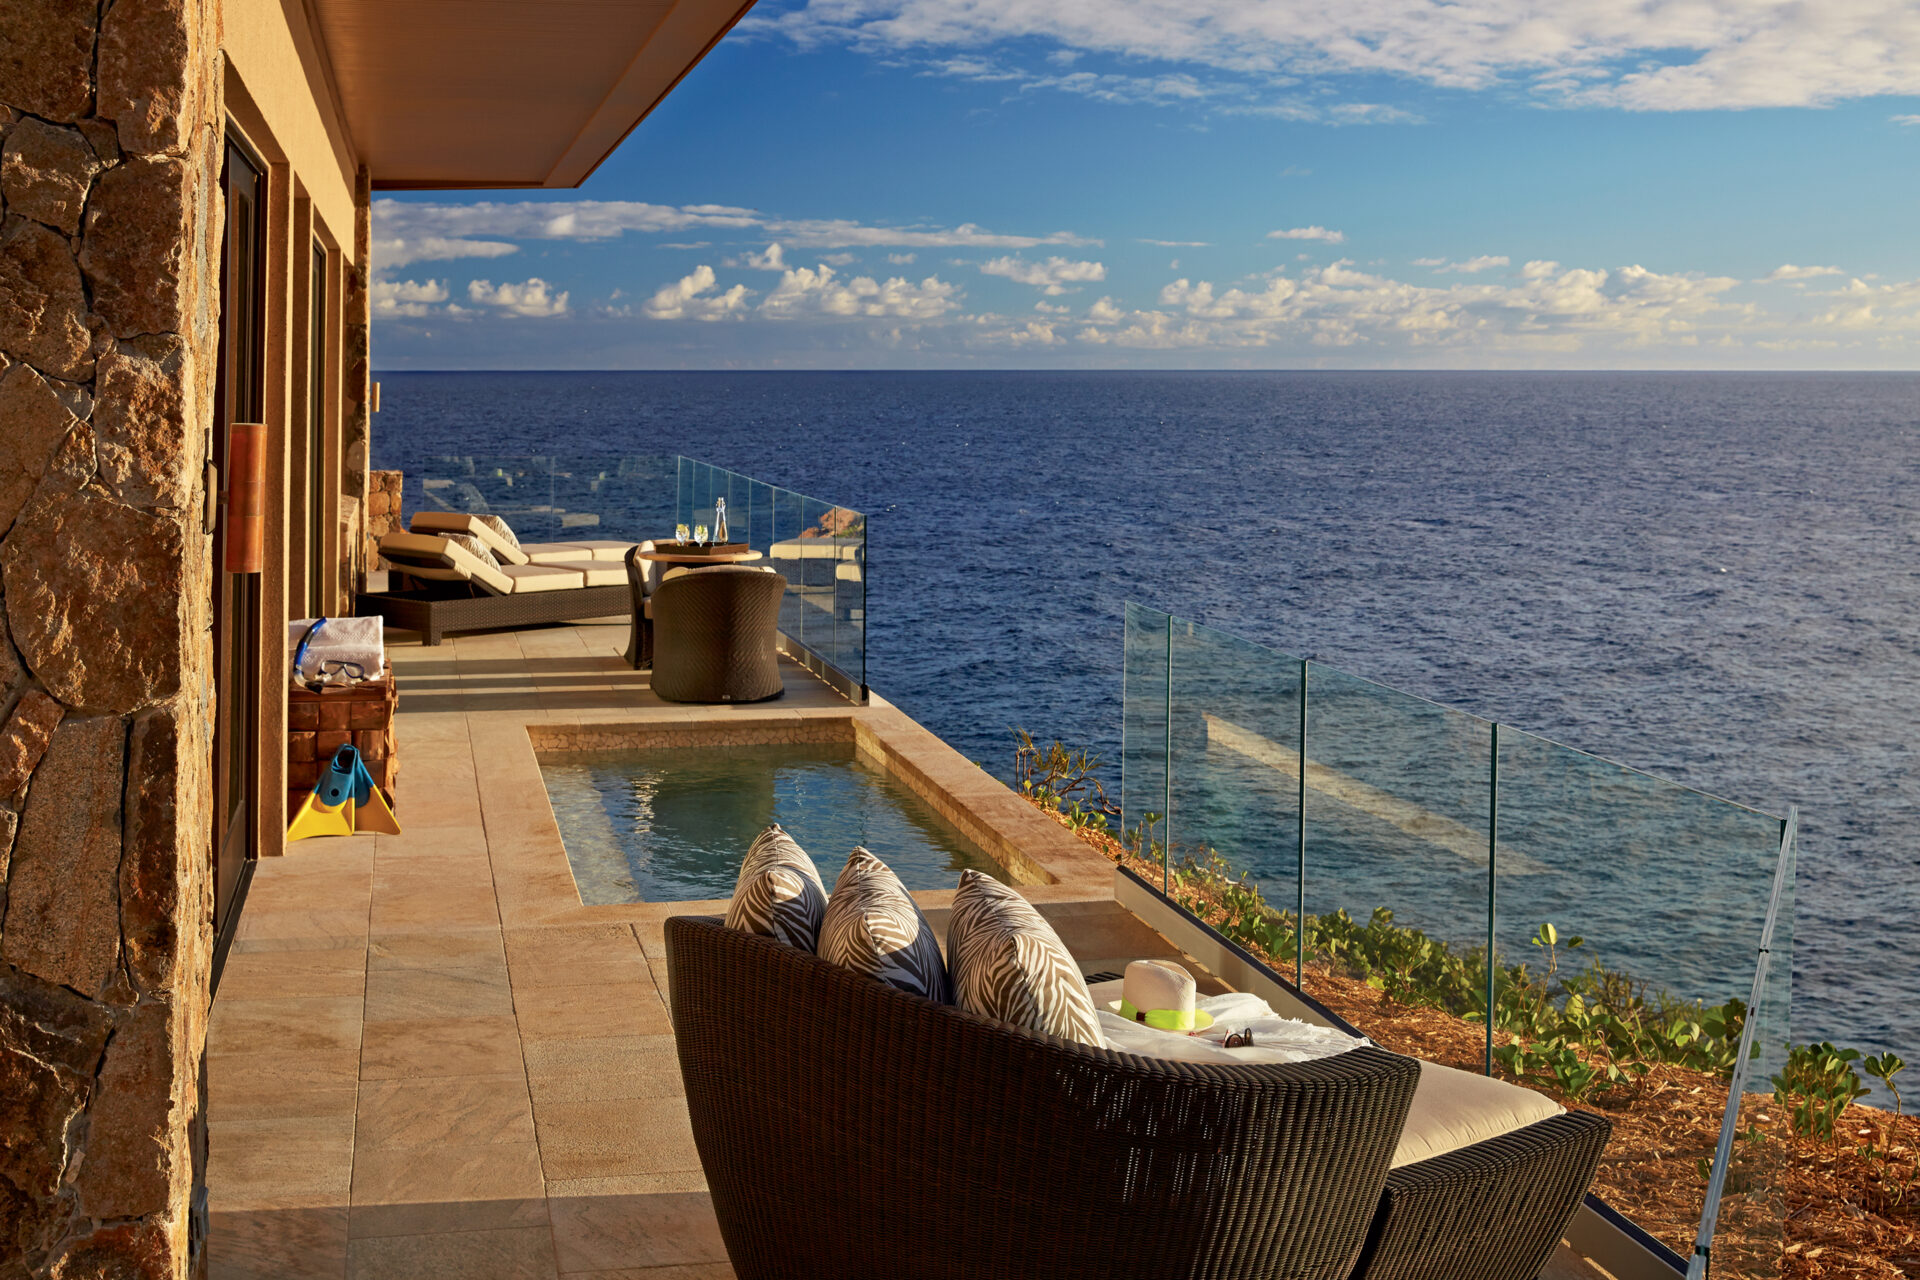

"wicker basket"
[286, 669, 397, 820]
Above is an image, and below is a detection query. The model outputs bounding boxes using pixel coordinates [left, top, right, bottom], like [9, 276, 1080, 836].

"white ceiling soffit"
[311, 0, 757, 190]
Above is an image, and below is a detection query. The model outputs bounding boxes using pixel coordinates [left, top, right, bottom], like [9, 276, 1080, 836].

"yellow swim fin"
[288, 791, 355, 840]
[352, 781, 402, 835]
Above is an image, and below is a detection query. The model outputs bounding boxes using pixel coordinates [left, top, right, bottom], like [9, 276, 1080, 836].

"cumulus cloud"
[750, 0, 1920, 113]
[371, 279, 450, 318]
[1268, 225, 1344, 243]
[1808, 276, 1920, 331]
[761, 264, 961, 319]
[1762, 263, 1843, 282]
[374, 236, 519, 271]
[980, 255, 1107, 294]
[887, 252, 918, 264]
[1433, 255, 1511, 274]
[642, 266, 755, 321]
[1896, 114, 1920, 126]
[735, 243, 789, 270]
[467, 278, 570, 317]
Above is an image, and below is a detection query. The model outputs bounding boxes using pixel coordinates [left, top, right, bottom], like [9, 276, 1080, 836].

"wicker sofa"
[666, 916, 1608, 1280]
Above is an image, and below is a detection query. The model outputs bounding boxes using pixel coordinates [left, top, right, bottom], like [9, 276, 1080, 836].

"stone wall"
[0, 0, 222, 1276]
[364, 467, 400, 570]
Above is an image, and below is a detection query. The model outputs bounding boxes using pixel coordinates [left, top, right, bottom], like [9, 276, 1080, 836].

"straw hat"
[1108, 959, 1214, 1033]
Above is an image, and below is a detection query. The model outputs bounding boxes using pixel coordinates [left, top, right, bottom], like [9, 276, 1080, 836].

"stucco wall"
[0, 0, 225, 1274]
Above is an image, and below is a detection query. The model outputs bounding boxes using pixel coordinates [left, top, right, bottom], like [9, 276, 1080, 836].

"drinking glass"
[693, 524, 710, 546]
[674, 523, 689, 546]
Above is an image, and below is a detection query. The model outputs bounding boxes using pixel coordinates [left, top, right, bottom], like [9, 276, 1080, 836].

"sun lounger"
[358, 524, 633, 645]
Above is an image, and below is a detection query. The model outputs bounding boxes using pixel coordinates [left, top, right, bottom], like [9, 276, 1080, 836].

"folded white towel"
[288, 616, 385, 682]
[1088, 979, 1366, 1064]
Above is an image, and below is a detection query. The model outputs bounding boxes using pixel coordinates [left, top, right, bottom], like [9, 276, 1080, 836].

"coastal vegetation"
[1013, 729, 1920, 1279]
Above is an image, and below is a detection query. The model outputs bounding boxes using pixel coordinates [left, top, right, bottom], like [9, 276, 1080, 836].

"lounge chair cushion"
[542, 558, 626, 588]
[523, 540, 636, 564]
[1390, 1060, 1566, 1169]
[567, 540, 638, 561]
[724, 826, 829, 951]
[499, 564, 584, 593]
[819, 848, 951, 1003]
[408, 511, 530, 565]
[946, 870, 1102, 1047]
[379, 531, 513, 595]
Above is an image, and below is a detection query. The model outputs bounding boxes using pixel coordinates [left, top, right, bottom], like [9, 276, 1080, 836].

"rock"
[0, 688, 65, 798]
[1, 118, 101, 235]
[0, 595, 22, 696]
[94, 337, 199, 511]
[99, 0, 197, 156]
[122, 705, 201, 994]
[0, 968, 111, 1259]
[76, 1000, 176, 1219]
[81, 157, 193, 340]
[49, 1221, 172, 1280]
[2, 487, 186, 714]
[0, 804, 15, 913]
[0, 220, 93, 381]
[0, 0, 98, 122]
[0, 363, 79, 538]
[77, 119, 122, 167]
[1, 714, 126, 994]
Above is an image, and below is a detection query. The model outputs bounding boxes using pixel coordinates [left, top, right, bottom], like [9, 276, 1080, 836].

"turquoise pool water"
[539, 743, 1008, 904]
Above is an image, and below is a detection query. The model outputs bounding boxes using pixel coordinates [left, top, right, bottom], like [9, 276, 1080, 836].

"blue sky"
[372, 0, 1920, 369]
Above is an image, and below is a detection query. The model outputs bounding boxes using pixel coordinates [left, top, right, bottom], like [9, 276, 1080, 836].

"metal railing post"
[1297, 657, 1309, 987]
[1163, 615, 1173, 896]
[1487, 721, 1499, 1076]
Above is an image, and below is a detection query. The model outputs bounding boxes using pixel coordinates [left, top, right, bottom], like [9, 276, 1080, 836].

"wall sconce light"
[224, 422, 266, 574]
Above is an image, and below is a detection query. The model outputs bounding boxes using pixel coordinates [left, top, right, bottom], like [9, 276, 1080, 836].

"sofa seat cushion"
[380, 530, 513, 595]
[568, 540, 638, 561]
[542, 558, 626, 588]
[724, 825, 829, 951]
[500, 564, 585, 593]
[819, 848, 950, 1003]
[409, 511, 530, 565]
[947, 870, 1102, 1047]
[1391, 1060, 1566, 1169]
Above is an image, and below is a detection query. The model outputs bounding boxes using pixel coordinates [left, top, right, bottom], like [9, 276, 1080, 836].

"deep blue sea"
[375, 370, 1920, 1071]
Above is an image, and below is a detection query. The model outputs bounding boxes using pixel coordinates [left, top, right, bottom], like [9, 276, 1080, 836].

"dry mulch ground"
[1051, 811, 1920, 1279]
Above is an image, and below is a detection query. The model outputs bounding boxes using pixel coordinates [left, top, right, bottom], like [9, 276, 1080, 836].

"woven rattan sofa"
[666, 916, 1608, 1280]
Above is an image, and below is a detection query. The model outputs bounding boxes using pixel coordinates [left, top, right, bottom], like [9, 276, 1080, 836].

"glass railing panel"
[796, 494, 835, 659]
[831, 505, 867, 688]
[1121, 603, 1173, 882]
[1301, 664, 1494, 1013]
[1164, 618, 1307, 976]
[1691, 819, 1794, 1280]
[771, 485, 806, 640]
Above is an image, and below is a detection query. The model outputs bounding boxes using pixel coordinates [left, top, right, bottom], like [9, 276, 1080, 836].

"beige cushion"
[1392, 1061, 1565, 1169]
[499, 563, 584, 594]
[380, 531, 512, 595]
[521, 541, 595, 564]
[568, 540, 638, 562]
[409, 511, 529, 565]
[541, 558, 624, 588]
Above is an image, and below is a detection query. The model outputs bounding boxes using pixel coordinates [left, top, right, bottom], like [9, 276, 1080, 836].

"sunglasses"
[1221, 1028, 1256, 1049]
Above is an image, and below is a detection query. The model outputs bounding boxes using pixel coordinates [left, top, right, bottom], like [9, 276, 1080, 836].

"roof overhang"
[306, 0, 757, 190]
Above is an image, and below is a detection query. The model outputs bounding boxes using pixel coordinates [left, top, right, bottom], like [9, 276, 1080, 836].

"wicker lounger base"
[1346, 1109, 1612, 1280]
[355, 585, 630, 646]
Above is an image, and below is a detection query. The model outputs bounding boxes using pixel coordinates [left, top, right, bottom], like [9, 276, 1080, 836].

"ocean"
[374, 369, 1920, 1070]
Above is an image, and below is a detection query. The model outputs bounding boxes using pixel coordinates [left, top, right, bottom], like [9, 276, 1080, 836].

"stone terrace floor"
[204, 620, 1608, 1280]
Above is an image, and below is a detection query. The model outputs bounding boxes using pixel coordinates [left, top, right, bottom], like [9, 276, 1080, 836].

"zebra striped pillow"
[724, 825, 829, 952]
[818, 848, 951, 1003]
[947, 870, 1104, 1047]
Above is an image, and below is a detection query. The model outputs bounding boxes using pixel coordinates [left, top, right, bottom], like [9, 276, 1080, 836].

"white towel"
[288, 616, 385, 682]
[1088, 980, 1367, 1064]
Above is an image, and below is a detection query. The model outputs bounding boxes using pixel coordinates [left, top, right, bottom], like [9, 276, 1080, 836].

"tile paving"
[206, 619, 1608, 1280]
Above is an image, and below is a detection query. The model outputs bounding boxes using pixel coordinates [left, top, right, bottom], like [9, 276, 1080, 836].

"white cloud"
[1140, 238, 1210, 247]
[1412, 257, 1447, 268]
[371, 278, 450, 317]
[980, 255, 1107, 294]
[752, 0, 1920, 113]
[467, 278, 570, 318]
[1438, 255, 1511, 274]
[760, 263, 962, 319]
[373, 236, 520, 271]
[1896, 114, 1920, 126]
[734, 243, 789, 270]
[1809, 275, 1920, 331]
[642, 265, 754, 320]
[1762, 263, 1843, 281]
[887, 253, 918, 264]
[1267, 225, 1344, 243]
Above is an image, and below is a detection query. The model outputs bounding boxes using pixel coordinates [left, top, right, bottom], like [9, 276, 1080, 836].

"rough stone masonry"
[0, 0, 224, 1275]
